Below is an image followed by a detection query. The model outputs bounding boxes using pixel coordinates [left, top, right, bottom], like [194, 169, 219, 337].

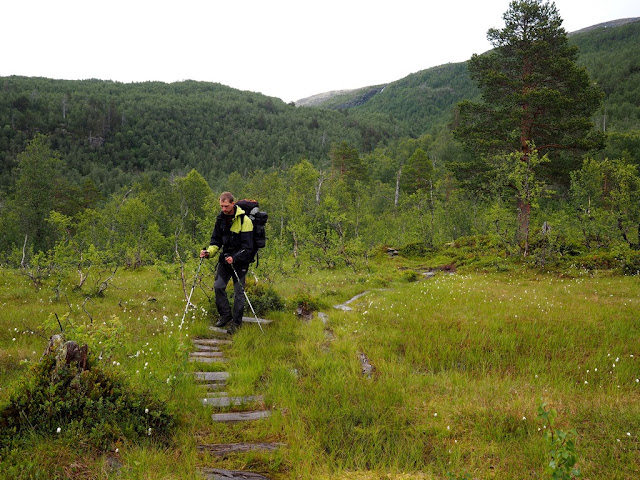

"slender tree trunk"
[292, 231, 299, 258]
[429, 178, 435, 242]
[315, 171, 324, 204]
[394, 167, 402, 208]
[517, 197, 530, 256]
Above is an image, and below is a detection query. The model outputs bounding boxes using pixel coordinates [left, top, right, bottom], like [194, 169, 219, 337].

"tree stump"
[44, 334, 90, 371]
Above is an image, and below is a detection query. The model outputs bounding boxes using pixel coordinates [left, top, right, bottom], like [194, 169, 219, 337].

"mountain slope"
[298, 18, 640, 136]
[0, 78, 403, 192]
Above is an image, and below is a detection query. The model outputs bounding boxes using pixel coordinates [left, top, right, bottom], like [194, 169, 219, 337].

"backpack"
[235, 199, 268, 265]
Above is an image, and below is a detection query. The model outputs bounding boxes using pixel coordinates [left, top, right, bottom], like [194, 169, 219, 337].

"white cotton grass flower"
[56, 427, 61, 433]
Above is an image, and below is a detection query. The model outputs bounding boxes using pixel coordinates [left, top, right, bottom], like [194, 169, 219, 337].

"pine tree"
[454, 0, 604, 254]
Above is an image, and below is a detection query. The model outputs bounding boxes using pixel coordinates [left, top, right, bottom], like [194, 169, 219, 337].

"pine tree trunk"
[517, 197, 530, 256]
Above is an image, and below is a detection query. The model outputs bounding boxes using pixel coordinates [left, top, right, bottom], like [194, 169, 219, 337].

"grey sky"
[2, 0, 638, 102]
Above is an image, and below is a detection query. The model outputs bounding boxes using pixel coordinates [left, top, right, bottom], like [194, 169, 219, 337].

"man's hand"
[225, 255, 234, 264]
[200, 250, 209, 258]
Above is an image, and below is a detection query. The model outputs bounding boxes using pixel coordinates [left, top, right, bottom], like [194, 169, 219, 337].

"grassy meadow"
[0, 254, 639, 479]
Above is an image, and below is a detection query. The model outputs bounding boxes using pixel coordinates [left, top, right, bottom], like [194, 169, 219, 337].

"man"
[200, 192, 254, 334]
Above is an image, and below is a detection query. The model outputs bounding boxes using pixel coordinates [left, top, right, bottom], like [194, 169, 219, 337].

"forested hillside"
[0, 78, 402, 193]
[305, 18, 640, 138]
[0, 11, 639, 272]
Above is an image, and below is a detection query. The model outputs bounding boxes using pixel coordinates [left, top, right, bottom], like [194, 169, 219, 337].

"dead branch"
[82, 297, 94, 323]
[95, 264, 118, 296]
[21, 234, 28, 268]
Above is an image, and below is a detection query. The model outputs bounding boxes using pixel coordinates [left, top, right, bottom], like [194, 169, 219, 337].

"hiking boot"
[226, 322, 242, 335]
[215, 316, 231, 328]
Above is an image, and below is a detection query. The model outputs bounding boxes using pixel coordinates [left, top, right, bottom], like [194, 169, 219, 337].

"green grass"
[1, 259, 639, 479]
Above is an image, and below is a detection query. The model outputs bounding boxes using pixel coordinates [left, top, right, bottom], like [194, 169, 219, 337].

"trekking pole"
[179, 256, 204, 331]
[230, 263, 264, 334]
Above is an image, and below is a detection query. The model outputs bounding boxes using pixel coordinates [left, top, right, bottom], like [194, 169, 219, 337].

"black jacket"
[207, 205, 254, 265]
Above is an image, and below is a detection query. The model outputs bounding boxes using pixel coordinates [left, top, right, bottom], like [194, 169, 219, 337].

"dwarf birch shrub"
[0, 340, 176, 451]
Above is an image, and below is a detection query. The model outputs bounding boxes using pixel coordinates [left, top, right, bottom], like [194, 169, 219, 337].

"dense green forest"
[0, 79, 402, 193]
[0, 13, 639, 274]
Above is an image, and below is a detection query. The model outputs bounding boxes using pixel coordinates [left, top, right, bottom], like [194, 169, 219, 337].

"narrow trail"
[190, 279, 447, 478]
[192, 317, 280, 480]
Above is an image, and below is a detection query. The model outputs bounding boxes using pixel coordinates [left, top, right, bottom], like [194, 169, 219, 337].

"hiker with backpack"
[200, 192, 254, 334]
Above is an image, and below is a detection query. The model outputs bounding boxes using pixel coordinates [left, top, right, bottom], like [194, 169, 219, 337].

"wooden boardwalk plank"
[191, 351, 225, 357]
[241, 316, 273, 324]
[211, 410, 271, 423]
[200, 468, 272, 479]
[194, 338, 233, 346]
[194, 372, 229, 382]
[194, 344, 222, 352]
[209, 326, 232, 334]
[333, 291, 370, 311]
[202, 395, 263, 407]
[198, 442, 284, 456]
[189, 356, 227, 364]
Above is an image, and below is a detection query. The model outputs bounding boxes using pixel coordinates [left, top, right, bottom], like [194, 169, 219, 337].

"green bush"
[289, 290, 321, 315]
[400, 269, 419, 282]
[245, 281, 286, 316]
[577, 251, 620, 270]
[0, 340, 175, 451]
[621, 250, 640, 275]
[398, 242, 434, 258]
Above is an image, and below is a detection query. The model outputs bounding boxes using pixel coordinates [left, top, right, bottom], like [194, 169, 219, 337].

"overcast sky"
[2, 0, 638, 103]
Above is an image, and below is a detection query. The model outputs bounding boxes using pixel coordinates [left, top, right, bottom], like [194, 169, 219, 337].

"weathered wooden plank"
[194, 344, 222, 352]
[202, 383, 226, 391]
[241, 316, 272, 324]
[333, 291, 370, 311]
[191, 351, 225, 357]
[194, 338, 233, 346]
[202, 395, 263, 407]
[194, 371, 229, 382]
[189, 356, 227, 364]
[198, 442, 285, 456]
[211, 410, 271, 423]
[209, 326, 232, 334]
[200, 468, 272, 479]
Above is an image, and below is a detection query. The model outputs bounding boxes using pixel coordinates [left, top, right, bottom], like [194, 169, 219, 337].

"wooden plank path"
[194, 338, 233, 346]
[202, 395, 263, 407]
[198, 442, 285, 456]
[193, 319, 280, 480]
[194, 371, 230, 382]
[333, 291, 370, 311]
[191, 351, 225, 358]
[190, 356, 226, 364]
[200, 468, 272, 480]
[210, 410, 272, 423]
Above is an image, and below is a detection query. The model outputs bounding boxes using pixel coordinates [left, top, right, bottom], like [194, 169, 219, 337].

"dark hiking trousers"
[214, 262, 248, 327]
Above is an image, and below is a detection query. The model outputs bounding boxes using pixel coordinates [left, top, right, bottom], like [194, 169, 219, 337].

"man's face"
[220, 199, 235, 216]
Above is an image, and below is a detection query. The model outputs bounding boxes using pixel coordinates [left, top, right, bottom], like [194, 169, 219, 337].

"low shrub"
[246, 281, 286, 316]
[0, 338, 175, 451]
[289, 290, 321, 316]
[400, 270, 420, 282]
[621, 250, 640, 275]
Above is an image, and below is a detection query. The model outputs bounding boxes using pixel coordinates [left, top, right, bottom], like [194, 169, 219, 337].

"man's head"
[219, 192, 235, 216]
